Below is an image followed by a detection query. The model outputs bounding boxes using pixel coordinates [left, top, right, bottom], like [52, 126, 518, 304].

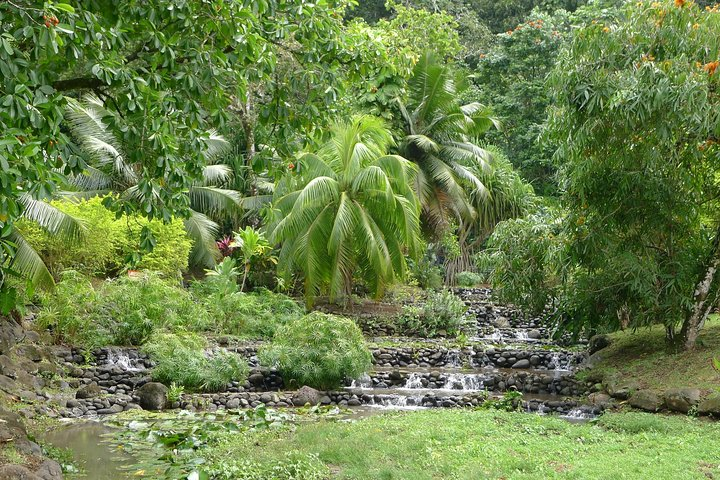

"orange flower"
[288, 162, 295, 170]
[674, 0, 686, 6]
[603, 27, 610, 32]
[703, 61, 720, 75]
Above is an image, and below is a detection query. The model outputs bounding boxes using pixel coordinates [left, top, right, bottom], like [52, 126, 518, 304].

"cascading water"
[349, 373, 373, 388]
[441, 373, 485, 391]
[445, 350, 461, 367]
[104, 350, 145, 372]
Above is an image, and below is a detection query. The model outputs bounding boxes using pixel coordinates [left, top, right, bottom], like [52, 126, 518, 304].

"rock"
[0, 465, 42, 480]
[527, 330, 542, 339]
[698, 394, 720, 416]
[511, 359, 530, 369]
[0, 317, 24, 355]
[583, 350, 608, 369]
[663, 388, 701, 414]
[606, 379, 640, 400]
[629, 390, 664, 412]
[137, 382, 168, 410]
[226, 398, 240, 409]
[97, 404, 124, 415]
[76, 382, 102, 399]
[292, 386, 322, 406]
[0, 355, 21, 377]
[587, 392, 612, 407]
[248, 372, 265, 386]
[35, 460, 63, 480]
[588, 334, 612, 355]
[319, 395, 332, 405]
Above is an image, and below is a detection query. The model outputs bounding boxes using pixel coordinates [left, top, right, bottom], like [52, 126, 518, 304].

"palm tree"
[5, 195, 86, 291]
[62, 95, 241, 268]
[267, 116, 421, 305]
[397, 52, 501, 234]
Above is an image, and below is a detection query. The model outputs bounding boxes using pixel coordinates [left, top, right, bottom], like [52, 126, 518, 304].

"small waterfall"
[349, 373, 373, 388]
[105, 350, 145, 372]
[441, 373, 484, 391]
[369, 395, 425, 410]
[403, 373, 425, 389]
[550, 353, 572, 372]
[515, 331, 529, 341]
[559, 408, 596, 423]
[445, 350, 461, 367]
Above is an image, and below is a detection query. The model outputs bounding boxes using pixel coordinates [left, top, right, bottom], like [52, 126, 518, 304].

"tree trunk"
[678, 225, 720, 350]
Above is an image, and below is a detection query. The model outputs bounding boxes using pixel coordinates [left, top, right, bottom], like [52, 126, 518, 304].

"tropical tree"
[62, 95, 240, 268]
[397, 53, 500, 235]
[268, 116, 421, 305]
[499, 0, 720, 350]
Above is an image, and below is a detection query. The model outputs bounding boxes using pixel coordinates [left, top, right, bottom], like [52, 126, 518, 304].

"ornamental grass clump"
[259, 312, 372, 390]
[142, 332, 248, 392]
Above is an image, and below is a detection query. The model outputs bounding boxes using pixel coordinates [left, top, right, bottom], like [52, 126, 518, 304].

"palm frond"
[19, 194, 87, 239]
[184, 210, 221, 268]
[7, 231, 55, 290]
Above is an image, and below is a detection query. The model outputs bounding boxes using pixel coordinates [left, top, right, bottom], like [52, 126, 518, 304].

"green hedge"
[18, 196, 192, 276]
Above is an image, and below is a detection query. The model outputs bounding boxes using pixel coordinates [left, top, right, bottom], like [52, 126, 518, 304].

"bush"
[408, 250, 444, 290]
[17, 196, 192, 277]
[192, 267, 305, 338]
[142, 332, 248, 392]
[398, 289, 467, 337]
[456, 271, 483, 287]
[36, 272, 210, 347]
[259, 312, 371, 390]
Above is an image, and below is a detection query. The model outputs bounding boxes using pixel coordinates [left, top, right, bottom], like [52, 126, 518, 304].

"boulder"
[605, 379, 640, 400]
[699, 394, 720, 416]
[291, 386, 322, 406]
[76, 382, 102, 399]
[0, 465, 42, 480]
[663, 388, 701, 414]
[248, 372, 265, 387]
[587, 392, 612, 407]
[629, 390, 664, 412]
[35, 460, 63, 480]
[588, 334, 612, 355]
[0, 317, 24, 355]
[511, 359, 531, 369]
[137, 382, 168, 410]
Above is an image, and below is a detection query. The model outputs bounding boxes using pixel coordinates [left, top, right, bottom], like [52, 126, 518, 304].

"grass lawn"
[203, 409, 720, 480]
[585, 315, 720, 394]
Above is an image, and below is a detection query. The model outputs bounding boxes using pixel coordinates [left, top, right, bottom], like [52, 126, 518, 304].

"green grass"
[588, 315, 720, 394]
[204, 410, 720, 479]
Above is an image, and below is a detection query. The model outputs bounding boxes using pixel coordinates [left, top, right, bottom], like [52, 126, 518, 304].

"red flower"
[288, 162, 295, 170]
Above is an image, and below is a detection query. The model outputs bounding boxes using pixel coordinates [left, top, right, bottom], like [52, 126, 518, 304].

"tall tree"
[542, 0, 720, 349]
[268, 116, 421, 305]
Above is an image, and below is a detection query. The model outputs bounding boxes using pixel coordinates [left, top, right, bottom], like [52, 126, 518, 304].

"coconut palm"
[397, 52, 501, 234]
[5, 195, 86, 290]
[267, 116, 421, 305]
[62, 95, 241, 268]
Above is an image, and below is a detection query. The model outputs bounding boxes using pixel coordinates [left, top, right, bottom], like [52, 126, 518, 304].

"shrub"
[96, 274, 210, 345]
[36, 272, 210, 346]
[35, 271, 103, 346]
[398, 289, 467, 337]
[193, 270, 305, 338]
[259, 312, 371, 390]
[142, 332, 248, 392]
[17, 196, 192, 277]
[456, 271, 483, 287]
[408, 250, 444, 290]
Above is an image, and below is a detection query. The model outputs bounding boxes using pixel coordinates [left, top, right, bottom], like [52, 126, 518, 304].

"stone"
[76, 382, 102, 399]
[527, 330, 542, 339]
[248, 372, 265, 386]
[698, 394, 720, 416]
[14, 344, 44, 362]
[605, 379, 640, 400]
[629, 390, 663, 412]
[0, 317, 24, 355]
[97, 404, 124, 414]
[663, 388, 701, 414]
[0, 465, 42, 480]
[137, 382, 168, 410]
[35, 460, 63, 480]
[511, 359, 530, 369]
[292, 386, 322, 406]
[226, 398, 240, 409]
[587, 392, 612, 407]
[319, 395, 332, 405]
[588, 334, 612, 355]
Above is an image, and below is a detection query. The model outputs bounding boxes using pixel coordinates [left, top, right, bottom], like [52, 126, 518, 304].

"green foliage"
[398, 289, 467, 337]
[407, 247, 444, 290]
[167, 383, 185, 404]
[268, 116, 421, 305]
[195, 282, 305, 339]
[143, 332, 248, 392]
[37, 272, 210, 347]
[539, 0, 720, 342]
[231, 226, 276, 292]
[455, 271, 483, 287]
[259, 312, 372, 390]
[17, 197, 191, 277]
[480, 390, 523, 411]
